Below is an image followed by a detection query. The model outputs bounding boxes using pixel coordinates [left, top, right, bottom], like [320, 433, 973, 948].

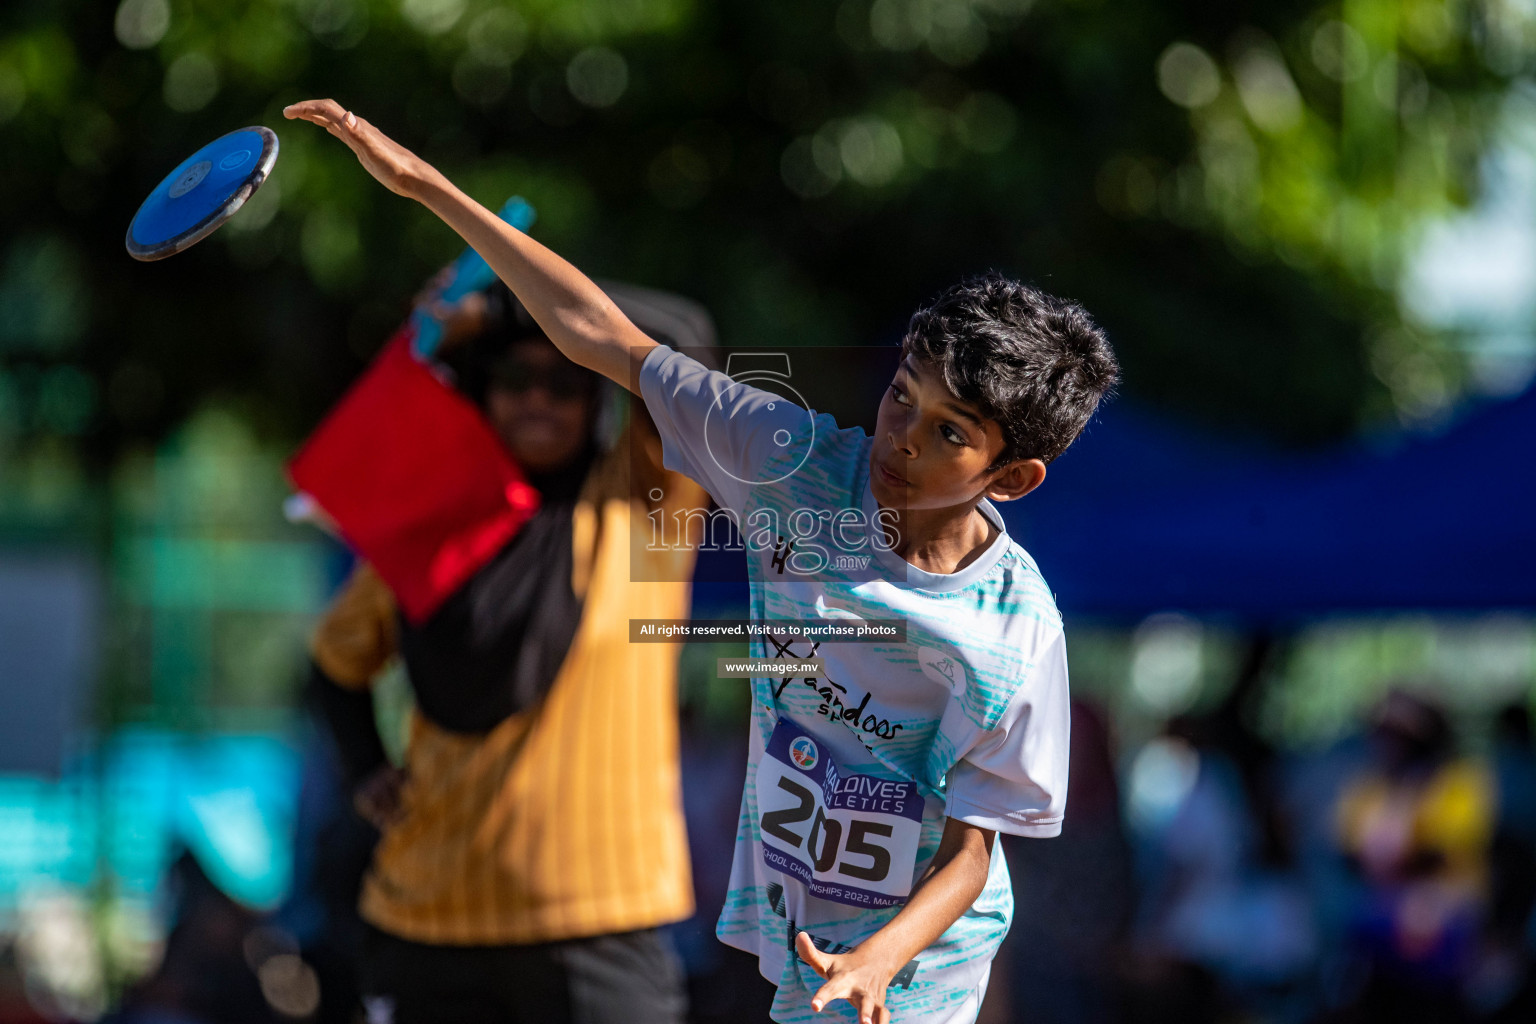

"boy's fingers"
[283, 98, 347, 122]
[856, 990, 884, 1023]
[280, 100, 420, 197]
[815, 982, 878, 1020]
[282, 98, 344, 126]
[809, 978, 841, 1014]
[795, 932, 837, 981]
[283, 100, 368, 145]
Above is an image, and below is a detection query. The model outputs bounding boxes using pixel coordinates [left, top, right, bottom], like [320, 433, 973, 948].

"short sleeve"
[944, 631, 1070, 837]
[638, 345, 816, 517]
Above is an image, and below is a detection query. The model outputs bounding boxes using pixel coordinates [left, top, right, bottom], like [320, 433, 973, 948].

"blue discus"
[126, 126, 279, 261]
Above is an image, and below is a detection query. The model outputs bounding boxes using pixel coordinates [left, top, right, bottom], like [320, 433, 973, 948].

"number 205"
[760, 777, 893, 882]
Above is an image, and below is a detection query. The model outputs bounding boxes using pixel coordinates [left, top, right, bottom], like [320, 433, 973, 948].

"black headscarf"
[397, 284, 599, 734]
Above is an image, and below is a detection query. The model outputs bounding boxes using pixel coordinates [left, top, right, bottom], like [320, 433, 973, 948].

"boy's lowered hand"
[797, 817, 996, 1024]
[796, 932, 896, 1024]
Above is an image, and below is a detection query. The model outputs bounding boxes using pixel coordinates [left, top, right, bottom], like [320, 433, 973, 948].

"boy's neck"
[880, 499, 999, 576]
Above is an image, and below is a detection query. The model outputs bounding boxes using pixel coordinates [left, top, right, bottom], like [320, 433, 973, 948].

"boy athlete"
[286, 99, 1118, 1024]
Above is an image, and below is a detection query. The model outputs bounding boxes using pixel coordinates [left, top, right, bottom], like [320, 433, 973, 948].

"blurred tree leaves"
[0, 0, 1528, 476]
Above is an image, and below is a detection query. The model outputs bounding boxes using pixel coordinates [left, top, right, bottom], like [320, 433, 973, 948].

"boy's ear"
[984, 458, 1046, 503]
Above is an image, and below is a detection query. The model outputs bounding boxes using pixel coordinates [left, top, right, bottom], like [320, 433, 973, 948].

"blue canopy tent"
[1000, 383, 1536, 621]
[687, 381, 1535, 622]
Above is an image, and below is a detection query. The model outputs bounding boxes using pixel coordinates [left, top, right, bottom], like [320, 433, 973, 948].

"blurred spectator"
[305, 281, 707, 1024]
[269, 685, 379, 1024]
[103, 853, 274, 1024]
[1468, 704, 1536, 1021]
[1123, 639, 1316, 1024]
[1125, 727, 1315, 1023]
[1327, 690, 1495, 1023]
[1490, 705, 1536, 850]
[995, 699, 1133, 1024]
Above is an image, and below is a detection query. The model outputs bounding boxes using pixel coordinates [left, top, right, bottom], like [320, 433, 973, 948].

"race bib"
[755, 719, 924, 908]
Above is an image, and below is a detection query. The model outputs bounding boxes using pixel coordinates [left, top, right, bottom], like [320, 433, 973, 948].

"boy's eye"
[888, 384, 910, 406]
[941, 424, 967, 446]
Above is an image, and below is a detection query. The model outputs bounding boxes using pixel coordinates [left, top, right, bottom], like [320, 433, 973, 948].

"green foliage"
[0, 0, 1527, 469]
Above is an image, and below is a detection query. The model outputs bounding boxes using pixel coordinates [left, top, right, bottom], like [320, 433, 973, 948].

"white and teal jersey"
[640, 346, 1070, 1024]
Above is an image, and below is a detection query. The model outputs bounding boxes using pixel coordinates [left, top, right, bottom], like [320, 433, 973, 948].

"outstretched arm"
[284, 99, 657, 393]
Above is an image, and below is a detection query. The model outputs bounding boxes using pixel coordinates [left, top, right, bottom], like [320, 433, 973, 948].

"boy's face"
[869, 354, 1045, 512]
[484, 337, 596, 475]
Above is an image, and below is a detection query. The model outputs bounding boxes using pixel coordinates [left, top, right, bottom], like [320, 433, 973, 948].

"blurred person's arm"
[285, 100, 656, 394]
[305, 661, 387, 787]
[412, 268, 491, 354]
[307, 563, 406, 828]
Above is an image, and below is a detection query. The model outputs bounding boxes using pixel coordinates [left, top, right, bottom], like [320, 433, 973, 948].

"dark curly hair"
[901, 272, 1118, 467]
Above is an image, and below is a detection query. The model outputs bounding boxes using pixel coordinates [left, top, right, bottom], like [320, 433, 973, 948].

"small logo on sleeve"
[919, 646, 967, 697]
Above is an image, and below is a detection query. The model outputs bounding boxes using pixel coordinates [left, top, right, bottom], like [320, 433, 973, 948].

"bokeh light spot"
[303, 0, 370, 50]
[567, 47, 628, 109]
[400, 0, 465, 36]
[466, 7, 526, 66]
[258, 954, 321, 1018]
[1157, 42, 1221, 109]
[1233, 42, 1303, 134]
[1130, 612, 1205, 714]
[1311, 19, 1368, 82]
[836, 116, 904, 186]
[114, 0, 170, 51]
[0, 65, 25, 123]
[163, 52, 220, 113]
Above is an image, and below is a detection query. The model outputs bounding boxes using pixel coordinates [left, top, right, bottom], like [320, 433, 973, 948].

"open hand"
[412, 271, 491, 352]
[283, 99, 433, 199]
[796, 931, 892, 1024]
[353, 764, 410, 831]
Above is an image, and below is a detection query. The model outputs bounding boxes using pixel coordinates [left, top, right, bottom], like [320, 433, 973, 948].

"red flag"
[288, 329, 540, 623]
